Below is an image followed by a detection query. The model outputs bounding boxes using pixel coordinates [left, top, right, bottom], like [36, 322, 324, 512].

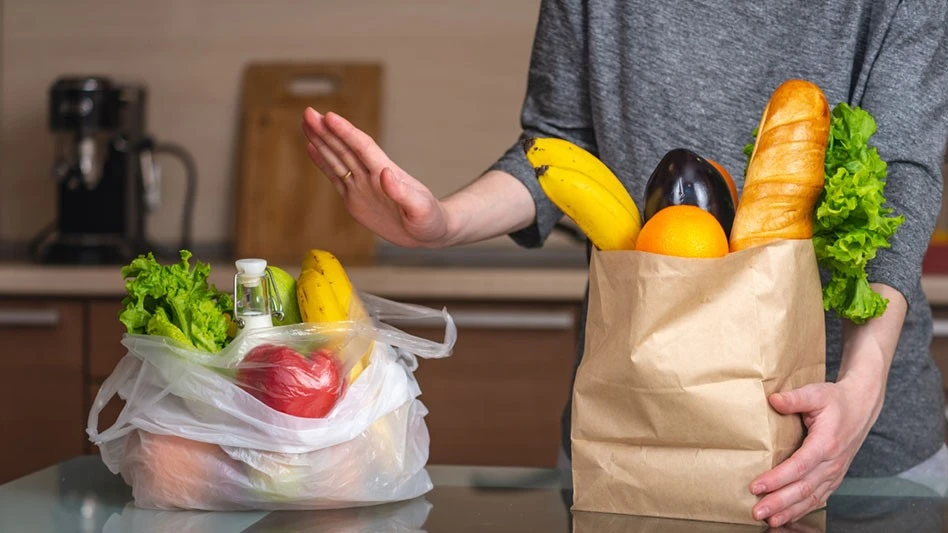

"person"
[301, 0, 948, 527]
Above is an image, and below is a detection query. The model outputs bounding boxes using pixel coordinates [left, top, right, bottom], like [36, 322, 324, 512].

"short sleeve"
[488, 0, 597, 248]
[858, 0, 948, 301]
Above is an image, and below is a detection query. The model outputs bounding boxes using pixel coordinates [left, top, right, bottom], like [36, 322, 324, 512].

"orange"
[708, 158, 739, 208]
[634, 205, 729, 258]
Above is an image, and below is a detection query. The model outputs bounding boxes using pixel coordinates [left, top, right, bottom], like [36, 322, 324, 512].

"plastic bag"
[87, 292, 456, 511]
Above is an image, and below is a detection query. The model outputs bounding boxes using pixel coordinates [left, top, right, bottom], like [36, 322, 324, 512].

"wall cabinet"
[929, 308, 948, 422]
[399, 299, 579, 468]
[85, 300, 128, 453]
[5, 293, 948, 486]
[0, 299, 86, 484]
[1, 295, 582, 484]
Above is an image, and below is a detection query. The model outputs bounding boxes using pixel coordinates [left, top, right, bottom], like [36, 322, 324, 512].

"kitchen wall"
[0, 0, 561, 250]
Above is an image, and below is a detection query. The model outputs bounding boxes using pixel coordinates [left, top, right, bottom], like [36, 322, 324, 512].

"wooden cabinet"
[930, 308, 948, 399]
[928, 307, 948, 443]
[0, 299, 85, 484]
[0, 294, 582, 482]
[88, 300, 127, 382]
[85, 300, 128, 454]
[398, 300, 580, 468]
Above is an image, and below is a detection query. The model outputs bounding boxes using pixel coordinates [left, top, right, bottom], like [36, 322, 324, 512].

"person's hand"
[749, 376, 881, 527]
[301, 108, 452, 248]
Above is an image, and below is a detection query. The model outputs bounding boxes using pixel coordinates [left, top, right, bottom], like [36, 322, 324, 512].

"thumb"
[379, 167, 432, 221]
[769, 384, 829, 415]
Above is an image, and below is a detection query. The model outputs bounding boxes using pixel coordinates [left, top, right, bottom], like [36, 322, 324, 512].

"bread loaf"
[728, 79, 830, 252]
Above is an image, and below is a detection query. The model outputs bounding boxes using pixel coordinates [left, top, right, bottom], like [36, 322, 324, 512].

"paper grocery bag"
[571, 508, 827, 532]
[571, 239, 826, 525]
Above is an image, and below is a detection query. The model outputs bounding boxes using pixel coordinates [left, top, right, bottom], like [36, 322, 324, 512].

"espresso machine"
[29, 76, 197, 264]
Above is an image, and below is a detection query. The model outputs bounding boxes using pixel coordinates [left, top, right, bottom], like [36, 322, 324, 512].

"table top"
[1, 455, 945, 532]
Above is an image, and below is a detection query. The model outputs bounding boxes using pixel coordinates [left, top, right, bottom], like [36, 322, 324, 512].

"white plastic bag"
[87, 292, 456, 511]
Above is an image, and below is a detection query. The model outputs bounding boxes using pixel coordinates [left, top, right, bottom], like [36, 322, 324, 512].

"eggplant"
[643, 148, 736, 237]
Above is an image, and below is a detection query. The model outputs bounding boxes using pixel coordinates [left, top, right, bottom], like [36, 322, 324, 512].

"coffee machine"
[30, 76, 196, 264]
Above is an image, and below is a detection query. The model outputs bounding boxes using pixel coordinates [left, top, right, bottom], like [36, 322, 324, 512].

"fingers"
[306, 143, 346, 196]
[323, 111, 388, 167]
[301, 108, 369, 180]
[755, 475, 828, 523]
[769, 384, 830, 415]
[309, 135, 350, 180]
[379, 167, 428, 221]
[763, 479, 832, 527]
[751, 437, 823, 498]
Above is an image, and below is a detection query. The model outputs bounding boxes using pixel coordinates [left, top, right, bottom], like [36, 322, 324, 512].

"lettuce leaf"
[145, 307, 193, 347]
[813, 103, 904, 323]
[118, 250, 236, 352]
[742, 126, 758, 179]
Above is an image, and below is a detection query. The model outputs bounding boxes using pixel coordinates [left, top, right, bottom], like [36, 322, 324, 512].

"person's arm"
[302, 109, 534, 249]
[750, 0, 948, 526]
[837, 285, 907, 403]
[486, 0, 595, 249]
[750, 284, 907, 526]
[301, 0, 594, 251]
[439, 170, 538, 247]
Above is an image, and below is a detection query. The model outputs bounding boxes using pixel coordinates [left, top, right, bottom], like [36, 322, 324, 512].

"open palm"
[301, 108, 449, 248]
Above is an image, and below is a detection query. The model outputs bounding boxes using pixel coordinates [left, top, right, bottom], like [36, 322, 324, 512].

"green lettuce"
[118, 250, 236, 352]
[742, 127, 758, 178]
[813, 103, 903, 323]
[741, 103, 903, 324]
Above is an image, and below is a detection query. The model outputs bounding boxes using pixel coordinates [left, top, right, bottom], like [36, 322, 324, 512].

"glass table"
[0, 455, 944, 532]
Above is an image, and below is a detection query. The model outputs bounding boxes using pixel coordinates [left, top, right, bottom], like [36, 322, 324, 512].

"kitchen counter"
[0, 261, 590, 301]
[4, 242, 948, 304]
[0, 245, 592, 301]
[5, 261, 948, 305]
[1, 455, 946, 532]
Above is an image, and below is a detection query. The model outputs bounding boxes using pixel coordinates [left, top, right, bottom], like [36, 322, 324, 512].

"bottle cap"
[235, 258, 267, 287]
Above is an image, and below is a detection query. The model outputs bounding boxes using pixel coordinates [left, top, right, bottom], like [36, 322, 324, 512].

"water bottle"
[233, 258, 282, 330]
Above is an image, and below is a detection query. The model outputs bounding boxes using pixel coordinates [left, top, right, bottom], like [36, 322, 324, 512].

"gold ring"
[341, 170, 353, 180]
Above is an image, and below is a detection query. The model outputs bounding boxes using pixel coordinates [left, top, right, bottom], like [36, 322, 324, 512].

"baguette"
[728, 79, 830, 252]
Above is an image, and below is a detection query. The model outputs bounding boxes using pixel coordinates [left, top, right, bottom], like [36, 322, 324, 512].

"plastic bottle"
[234, 258, 274, 330]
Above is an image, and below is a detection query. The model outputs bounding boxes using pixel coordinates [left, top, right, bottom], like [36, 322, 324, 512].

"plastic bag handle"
[86, 351, 180, 445]
[86, 354, 140, 444]
[359, 292, 457, 359]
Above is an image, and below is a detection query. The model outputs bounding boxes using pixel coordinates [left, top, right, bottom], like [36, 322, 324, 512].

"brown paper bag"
[571, 239, 826, 525]
[572, 508, 827, 533]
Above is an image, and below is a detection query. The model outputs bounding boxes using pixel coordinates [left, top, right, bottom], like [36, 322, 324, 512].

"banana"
[537, 166, 641, 250]
[300, 250, 396, 472]
[301, 249, 363, 319]
[523, 137, 641, 227]
[298, 249, 372, 384]
[297, 268, 346, 322]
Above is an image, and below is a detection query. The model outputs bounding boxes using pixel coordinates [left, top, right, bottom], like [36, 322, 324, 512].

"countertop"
[2, 455, 946, 532]
[0, 246, 592, 302]
[4, 244, 948, 305]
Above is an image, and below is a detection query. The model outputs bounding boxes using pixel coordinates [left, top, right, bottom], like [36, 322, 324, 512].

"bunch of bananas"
[523, 137, 642, 250]
[252, 248, 401, 501]
[296, 249, 373, 384]
[298, 249, 403, 477]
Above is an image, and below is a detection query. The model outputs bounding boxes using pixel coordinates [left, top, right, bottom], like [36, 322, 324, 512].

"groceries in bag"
[88, 248, 456, 511]
[524, 78, 903, 524]
[523, 78, 903, 322]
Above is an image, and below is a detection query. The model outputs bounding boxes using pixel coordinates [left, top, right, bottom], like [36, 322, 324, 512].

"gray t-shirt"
[490, 0, 948, 477]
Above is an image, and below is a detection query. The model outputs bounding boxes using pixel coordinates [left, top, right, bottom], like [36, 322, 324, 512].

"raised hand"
[301, 108, 452, 248]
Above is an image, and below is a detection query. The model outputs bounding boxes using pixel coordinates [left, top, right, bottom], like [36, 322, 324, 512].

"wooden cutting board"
[234, 62, 382, 265]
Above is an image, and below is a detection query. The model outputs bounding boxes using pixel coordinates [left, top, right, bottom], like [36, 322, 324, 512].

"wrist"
[835, 282, 905, 412]
[838, 334, 888, 398]
[836, 339, 889, 423]
[837, 371, 887, 427]
[438, 192, 472, 248]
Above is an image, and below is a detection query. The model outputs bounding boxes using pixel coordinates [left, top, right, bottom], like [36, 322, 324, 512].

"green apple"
[267, 266, 302, 325]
